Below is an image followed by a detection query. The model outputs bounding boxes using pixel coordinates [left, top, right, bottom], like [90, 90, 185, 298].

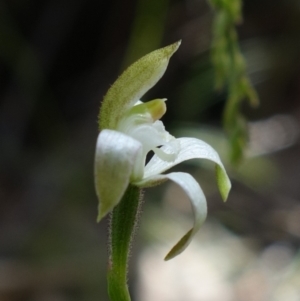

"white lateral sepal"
[135, 171, 207, 260]
[94, 129, 142, 221]
[144, 137, 231, 201]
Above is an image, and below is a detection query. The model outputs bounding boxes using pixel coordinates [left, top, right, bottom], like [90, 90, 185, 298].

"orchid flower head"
[95, 41, 231, 260]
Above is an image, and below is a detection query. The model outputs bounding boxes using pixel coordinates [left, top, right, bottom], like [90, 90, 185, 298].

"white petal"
[127, 121, 175, 156]
[129, 123, 168, 152]
[94, 129, 142, 221]
[135, 172, 207, 260]
[144, 137, 231, 201]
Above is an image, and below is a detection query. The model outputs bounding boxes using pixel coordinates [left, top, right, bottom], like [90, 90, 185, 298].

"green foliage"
[209, 0, 259, 163]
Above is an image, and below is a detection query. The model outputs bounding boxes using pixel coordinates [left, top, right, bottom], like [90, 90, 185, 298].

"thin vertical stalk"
[107, 185, 142, 301]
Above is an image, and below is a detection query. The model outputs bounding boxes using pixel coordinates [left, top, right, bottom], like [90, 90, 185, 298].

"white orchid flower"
[95, 41, 231, 260]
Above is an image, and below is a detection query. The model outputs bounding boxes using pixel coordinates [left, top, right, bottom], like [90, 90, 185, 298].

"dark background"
[1, 0, 300, 300]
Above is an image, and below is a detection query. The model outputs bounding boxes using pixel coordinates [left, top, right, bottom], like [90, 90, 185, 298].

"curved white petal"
[135, 172, 207, 260]
[127, 121, 175, 156]
[94, 129, 142, 221]
[144, 137, 231, 201]
[129, 123, 169, 153]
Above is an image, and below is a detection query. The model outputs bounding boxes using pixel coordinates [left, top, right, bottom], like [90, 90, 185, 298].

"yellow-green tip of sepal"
[215, 165, 231, 202]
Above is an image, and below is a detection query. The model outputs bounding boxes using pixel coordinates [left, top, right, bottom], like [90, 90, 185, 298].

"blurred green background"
[1, 0, 300, 300]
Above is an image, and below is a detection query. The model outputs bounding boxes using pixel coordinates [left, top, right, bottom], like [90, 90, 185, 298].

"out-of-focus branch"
[209, 0, 259, 163]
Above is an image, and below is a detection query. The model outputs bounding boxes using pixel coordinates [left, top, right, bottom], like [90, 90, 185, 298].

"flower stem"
[107, 185, 142, 301]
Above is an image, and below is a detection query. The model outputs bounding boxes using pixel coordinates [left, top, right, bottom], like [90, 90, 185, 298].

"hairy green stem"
[107, 185, 142, 301]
